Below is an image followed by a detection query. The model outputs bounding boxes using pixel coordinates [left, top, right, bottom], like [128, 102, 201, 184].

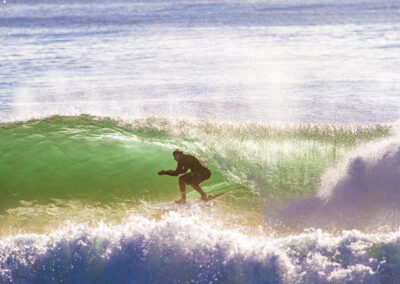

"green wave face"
[0, 115, 391, 235]
[0, 116, 191, 212]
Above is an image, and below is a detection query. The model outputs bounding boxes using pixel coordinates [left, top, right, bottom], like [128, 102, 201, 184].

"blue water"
[2, 0, 400, 283]
[1, 0, 400, 123]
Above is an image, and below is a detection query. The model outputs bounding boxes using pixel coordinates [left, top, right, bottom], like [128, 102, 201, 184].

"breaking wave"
[1, 114, 399, 283]
[1, 212, 399, 284]
[269, 132, 400, 230]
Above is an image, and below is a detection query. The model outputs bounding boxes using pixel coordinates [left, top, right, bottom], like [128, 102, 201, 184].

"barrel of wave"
[0, 115, 222, 215]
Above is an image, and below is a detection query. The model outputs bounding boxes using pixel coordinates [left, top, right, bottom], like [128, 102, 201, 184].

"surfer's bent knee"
[178, 175, 186, 184]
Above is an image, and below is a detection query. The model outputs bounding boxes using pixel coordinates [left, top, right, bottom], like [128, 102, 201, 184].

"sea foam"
[1, 210, 397, 283]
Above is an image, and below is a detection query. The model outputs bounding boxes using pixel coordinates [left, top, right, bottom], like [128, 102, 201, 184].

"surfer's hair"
[173, 149, 183, 156]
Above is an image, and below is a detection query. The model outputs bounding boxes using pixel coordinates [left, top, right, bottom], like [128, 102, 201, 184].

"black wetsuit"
[173, 154, 211, 185]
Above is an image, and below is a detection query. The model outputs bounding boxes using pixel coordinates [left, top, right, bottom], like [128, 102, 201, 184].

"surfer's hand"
[158, 170, 166, 175]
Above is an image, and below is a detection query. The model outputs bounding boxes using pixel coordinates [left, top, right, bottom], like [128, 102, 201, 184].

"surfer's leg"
[189, 170, 210, 201]
[175, 176, 187, 204]
[190, 184, 207, 201]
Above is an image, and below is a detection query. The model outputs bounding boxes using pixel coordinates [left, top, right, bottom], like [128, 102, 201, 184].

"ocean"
[1, 0, 400, 283]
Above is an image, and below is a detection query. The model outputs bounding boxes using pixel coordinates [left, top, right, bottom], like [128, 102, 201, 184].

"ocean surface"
[1, 0, 400, 283]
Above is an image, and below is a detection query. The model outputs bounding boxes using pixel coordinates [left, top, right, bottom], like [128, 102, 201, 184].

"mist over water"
[2, 0, 400, 283]
[1, 0, 400, 123]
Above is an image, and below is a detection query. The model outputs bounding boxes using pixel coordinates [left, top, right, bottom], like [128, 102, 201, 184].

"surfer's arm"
[160, 170, 180, 176]
[158, 162, 188, 176]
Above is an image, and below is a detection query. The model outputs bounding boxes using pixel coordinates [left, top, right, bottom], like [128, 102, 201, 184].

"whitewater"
[1, 0, 400, 283]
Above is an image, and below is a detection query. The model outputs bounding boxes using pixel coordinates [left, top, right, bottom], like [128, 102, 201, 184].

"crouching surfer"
[158, 149, 211, 204]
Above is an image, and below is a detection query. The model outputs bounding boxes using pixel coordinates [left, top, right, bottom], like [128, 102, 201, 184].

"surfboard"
[145, 193, 225, 211]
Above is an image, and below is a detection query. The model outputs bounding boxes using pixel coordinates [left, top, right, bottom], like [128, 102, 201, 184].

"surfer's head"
[173, 149, 183, 161]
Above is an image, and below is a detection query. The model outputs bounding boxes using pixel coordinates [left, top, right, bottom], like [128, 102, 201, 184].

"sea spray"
[269, 134, 400, 230]
[3, 211, 400, 283]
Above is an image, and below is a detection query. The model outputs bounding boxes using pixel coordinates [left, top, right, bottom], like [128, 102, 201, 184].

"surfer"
[158, 149, 211, 204]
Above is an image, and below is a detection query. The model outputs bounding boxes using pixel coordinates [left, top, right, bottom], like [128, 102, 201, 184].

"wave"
[0, 115, 391, 234]
[1, 115, 400, 283]
[1, 211, 399, 284]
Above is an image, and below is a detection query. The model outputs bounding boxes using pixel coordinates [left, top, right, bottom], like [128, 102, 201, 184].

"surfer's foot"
[175, 198, 186, 205]
[201, 195, 208, 202]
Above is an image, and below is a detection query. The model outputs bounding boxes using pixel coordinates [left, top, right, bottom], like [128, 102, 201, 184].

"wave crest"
[269, 138, 400, 230]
